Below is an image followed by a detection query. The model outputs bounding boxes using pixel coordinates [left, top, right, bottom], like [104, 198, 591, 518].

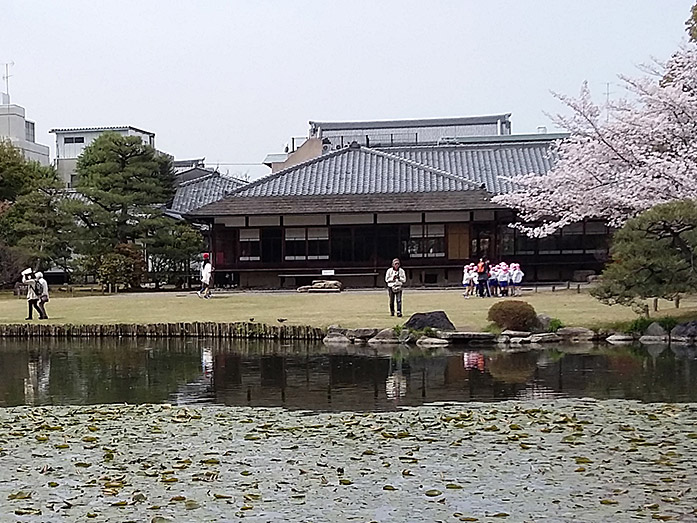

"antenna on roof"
[1, 61, 14, 103]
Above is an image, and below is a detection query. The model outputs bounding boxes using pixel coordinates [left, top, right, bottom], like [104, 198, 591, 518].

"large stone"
[501, 330, 532, 338]
[528, 333, 562, 343]
[403, 311, 455, 331]
[606, 333, 635, 344]
[327, 325, 348, 335]
[509, 337, 531, 345]
[556, 327, 597, 341]
[644, 322, 667, 337]
[436, 331, 496, 342]
[671, 321, 697, 338]
[416, 337, 450, 348]
[368, 328, 400, 345]
[572, 270, 595, 282]
[639, 335, 668, 345]
[322, 333, 351, 346]
[346, 328, 379, 342]
[536, 314, 552, 332]
[297, 280, 343, 293]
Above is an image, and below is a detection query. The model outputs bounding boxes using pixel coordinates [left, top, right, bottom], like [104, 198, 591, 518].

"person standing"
[22, 269, 46, 320]
[385, 258, 407, 317]
[197, 253, 213, 299]
[35, 271, 49, 319]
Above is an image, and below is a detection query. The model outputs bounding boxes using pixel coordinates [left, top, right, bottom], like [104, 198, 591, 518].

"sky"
[2, 1, 694, 179]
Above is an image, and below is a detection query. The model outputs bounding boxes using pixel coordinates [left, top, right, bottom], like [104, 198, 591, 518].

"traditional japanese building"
[187, 130, 610, 288]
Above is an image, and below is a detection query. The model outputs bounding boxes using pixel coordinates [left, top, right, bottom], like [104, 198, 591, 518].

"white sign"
[321, 269, 335, 276]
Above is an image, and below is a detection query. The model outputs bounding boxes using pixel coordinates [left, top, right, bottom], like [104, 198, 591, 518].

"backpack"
[33, 281, 43, 296]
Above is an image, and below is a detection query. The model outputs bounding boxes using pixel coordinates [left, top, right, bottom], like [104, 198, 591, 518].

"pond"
[1, 338, 696, 409]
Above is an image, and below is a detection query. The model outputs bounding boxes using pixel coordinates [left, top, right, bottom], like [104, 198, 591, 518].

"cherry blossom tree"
[493, 43, 697, 237]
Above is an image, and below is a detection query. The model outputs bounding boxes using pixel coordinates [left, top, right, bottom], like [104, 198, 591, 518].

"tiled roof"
[380, 134, 564, 194]
[228, 144, 480, 199]
[170, 172, 247, 215]
[49, 126, 155, 136]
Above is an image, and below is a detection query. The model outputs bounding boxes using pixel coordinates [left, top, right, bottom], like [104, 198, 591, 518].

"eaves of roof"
[310, 114, 512, 132]
[49, 126, 155, 136]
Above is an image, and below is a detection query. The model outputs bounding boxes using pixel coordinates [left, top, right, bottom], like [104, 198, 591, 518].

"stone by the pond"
[528, 332, 562, 343]
[556, 327, 597, 341]
[606, 333, 635, 344]
[510, 337, 531, 344]
[644, 322, 667, 337]
[436, 331, 496, 342]
[323, 333, 351, 345]
[639, 335, 668, 345]
[404, 311, 455, 331]
[672, 321, 697, 338]
[327, 325, 348, 335]
[346, 328, 379, 342]
[501, 330, 532, 338]
[536, 314, 552, 332]
[416, 336, 450, 348]
[367, 328, 400, 344]
[496, 335, 510, 344]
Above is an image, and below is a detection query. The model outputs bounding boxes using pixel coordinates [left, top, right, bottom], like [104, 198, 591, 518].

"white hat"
[35, 272, 43, 279]
[21, 268, 33, 276]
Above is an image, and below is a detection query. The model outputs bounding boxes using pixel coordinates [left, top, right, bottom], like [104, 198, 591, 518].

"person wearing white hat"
[21, 269, 46, 320]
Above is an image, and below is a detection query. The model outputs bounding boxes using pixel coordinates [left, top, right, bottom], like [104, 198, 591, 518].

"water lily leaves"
[201, 458, 220, 465]
[599, 499, 618, 505]
[445, 483, 463, 489]
[74, 461, 92, 468]
[425, 489, 442, 497]
[8, 490, 32, 500]
[574, 457, 593, 464]
[14, 508, 42, 515]
[339, 478, 352, 485]
[383, 485, 397, 491]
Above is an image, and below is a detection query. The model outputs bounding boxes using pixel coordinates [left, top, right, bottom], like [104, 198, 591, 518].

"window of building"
[560, 223, 584, 254]
[239, 229, 260, 261]
[64, 136, 85, 144]
[514, 231, 536, 255]
[307, 227, 329, 260]
[284, 228, 330, 261]
[25, 122, 35, 143]
[408, 224, 445, 258]
[538, 232, 561, 254]
[497, 225, 515, 256]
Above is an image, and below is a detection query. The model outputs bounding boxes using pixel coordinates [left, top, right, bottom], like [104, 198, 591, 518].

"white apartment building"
[0, 96, 50, 165]
[50, 126, 155, 187]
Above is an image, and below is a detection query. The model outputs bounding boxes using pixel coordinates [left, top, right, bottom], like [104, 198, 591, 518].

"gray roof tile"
[170, 172, 247, 215]
[380, 135, 563, 194]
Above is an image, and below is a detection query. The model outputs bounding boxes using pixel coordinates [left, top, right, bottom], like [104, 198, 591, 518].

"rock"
[403, 311, 455, 331]
[528, 333, 562, 343]
[606, 333, 635, 344]
[639, 335, 668, 345]
[572, 270, 595, 282]
[297, 280, 343, 292]
[556, 327, 597, 341]
[398, 330, 416, 344]
[327, 325, 348, 335]
[322, 333, 351, 346]
[510, 337, 531, 344]
[501, 330, 532, 338]
[670, 336, 691, 345]
[671, 321, 697, 338]
[496, 335, 510, 344]
[438, 331, 496, 342]
[536, 314, 551, 332]
[416, 337, 450, 348]
[345, 328, 379, 343]
[644, 322, 667, 337]
[368, 328, 400, 345]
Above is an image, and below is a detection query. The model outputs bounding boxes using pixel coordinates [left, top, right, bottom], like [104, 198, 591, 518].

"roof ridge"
[365, 147, 481, 189]
[177, 171, 220, 187]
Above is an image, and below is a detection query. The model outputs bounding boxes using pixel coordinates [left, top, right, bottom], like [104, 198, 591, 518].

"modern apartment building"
[49, 126, 155, 186]
[0, 96, 50, 165]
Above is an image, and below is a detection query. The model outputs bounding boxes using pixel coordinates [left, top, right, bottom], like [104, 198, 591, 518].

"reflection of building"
[49, 125, 155, 187]
[0, 100, 50, 164]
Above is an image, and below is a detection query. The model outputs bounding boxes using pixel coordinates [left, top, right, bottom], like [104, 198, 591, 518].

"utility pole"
[604, 82, 613, 124]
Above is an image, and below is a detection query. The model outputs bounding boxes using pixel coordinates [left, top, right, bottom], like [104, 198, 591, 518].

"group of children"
[462, 259, 524, 298]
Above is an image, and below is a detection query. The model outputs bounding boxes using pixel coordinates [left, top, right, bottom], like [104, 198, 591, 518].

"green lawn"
[0, 288, 693, 330]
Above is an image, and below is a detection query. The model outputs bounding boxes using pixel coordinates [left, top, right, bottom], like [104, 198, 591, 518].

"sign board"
[321, 269, 335, 276]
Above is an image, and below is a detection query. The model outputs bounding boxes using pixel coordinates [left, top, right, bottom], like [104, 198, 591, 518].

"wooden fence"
[0, 322, 326, 340]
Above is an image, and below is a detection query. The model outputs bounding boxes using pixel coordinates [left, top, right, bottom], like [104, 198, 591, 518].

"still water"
[0, 338, 696, 410]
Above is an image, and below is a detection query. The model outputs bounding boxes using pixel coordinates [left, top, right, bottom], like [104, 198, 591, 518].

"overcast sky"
[2, 1, 694, 178]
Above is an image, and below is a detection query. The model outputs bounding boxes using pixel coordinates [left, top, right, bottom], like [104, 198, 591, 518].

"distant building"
[265, 114, 512, 173]
[49, 126, 155, 187]
[0, 99, 50, 165]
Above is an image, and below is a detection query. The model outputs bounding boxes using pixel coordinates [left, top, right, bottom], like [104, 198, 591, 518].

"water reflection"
[0, 338, 696, 410]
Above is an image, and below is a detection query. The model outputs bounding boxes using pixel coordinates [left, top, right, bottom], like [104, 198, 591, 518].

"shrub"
[548, 318, 564, 332]
[657, 316, 679, 333]
[487, 300, 538, 331]
[625, 316, 653, 334]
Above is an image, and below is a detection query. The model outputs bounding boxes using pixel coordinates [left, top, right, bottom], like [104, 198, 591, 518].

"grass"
[2, 287, 697, 331]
